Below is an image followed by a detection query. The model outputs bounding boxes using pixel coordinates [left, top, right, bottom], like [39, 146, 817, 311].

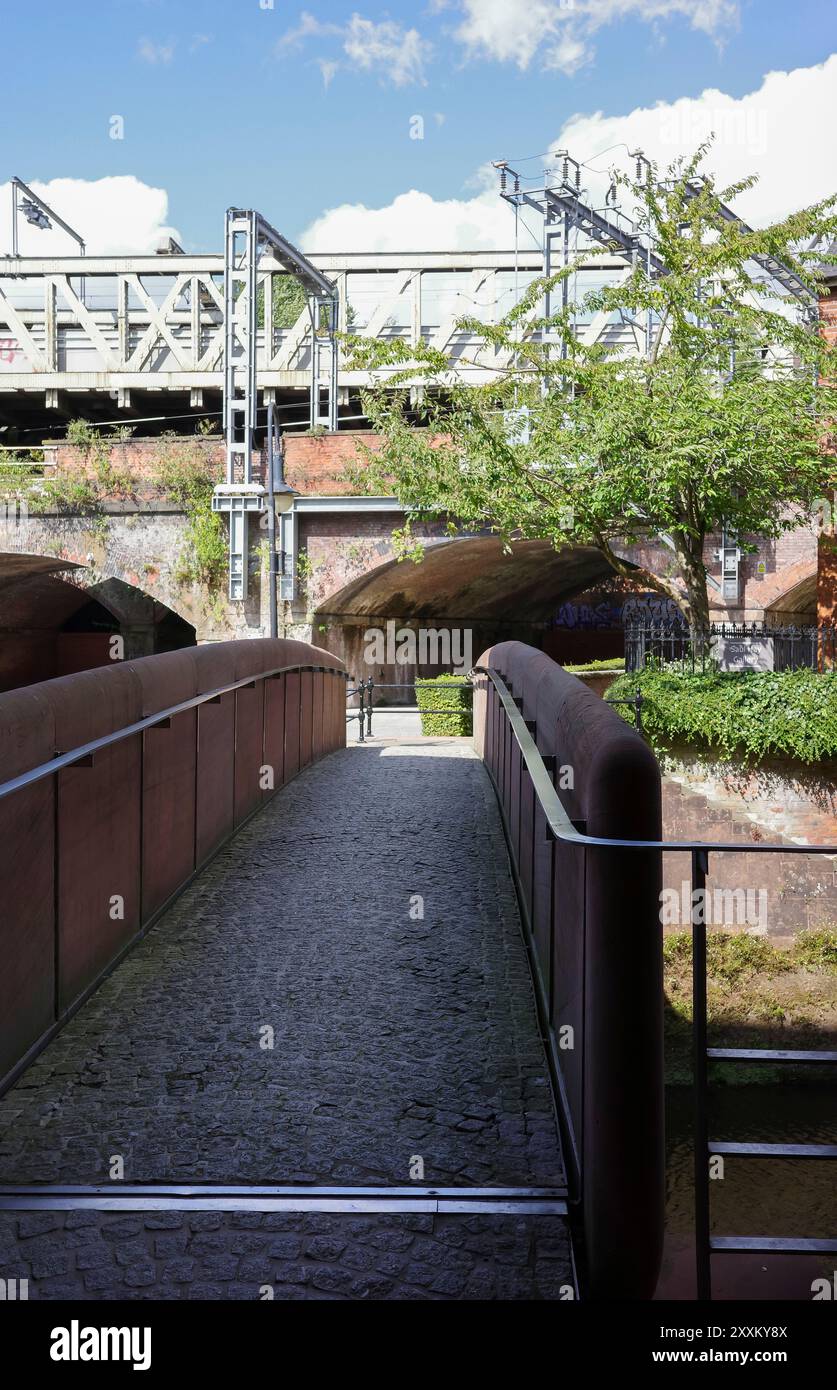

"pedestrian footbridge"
[6, 636, 817, 1301]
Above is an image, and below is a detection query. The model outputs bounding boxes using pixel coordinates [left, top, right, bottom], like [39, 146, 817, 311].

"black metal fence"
[625, 621, 837, 674]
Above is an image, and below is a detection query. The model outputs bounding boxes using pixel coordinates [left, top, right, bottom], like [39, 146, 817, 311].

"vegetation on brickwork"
[1, 421, 229, 593]
[563, 656, 626, 673]
[0, 422, 137, 514]
[61, 420, 137, 505]
[0, 452, 58, 509]
[664, 929, 837, 1084]
[607, 665, 837, 764]
[154, 434, 226, 590]
[416, 674, 473, 736]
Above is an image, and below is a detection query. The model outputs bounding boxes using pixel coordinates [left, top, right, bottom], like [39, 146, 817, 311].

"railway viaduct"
[0, 426, 823, 694]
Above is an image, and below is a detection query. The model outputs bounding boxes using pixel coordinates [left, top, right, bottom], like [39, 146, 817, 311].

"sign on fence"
[713, 634, 774, 672]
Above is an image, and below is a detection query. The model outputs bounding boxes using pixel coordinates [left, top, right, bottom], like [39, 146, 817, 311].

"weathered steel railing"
[0, 640, 347, 1095]
[473, 641, 837, 1301]
[625, 620, 837, 673]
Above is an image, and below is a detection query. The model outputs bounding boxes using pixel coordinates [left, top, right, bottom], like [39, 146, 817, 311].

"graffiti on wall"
[549, 598, 623, 631]
[621, 594, 684, 625]
[549, 591, 684, 630]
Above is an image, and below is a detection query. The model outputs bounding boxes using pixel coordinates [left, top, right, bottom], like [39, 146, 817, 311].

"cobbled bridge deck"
[0, 734, 572, 1300]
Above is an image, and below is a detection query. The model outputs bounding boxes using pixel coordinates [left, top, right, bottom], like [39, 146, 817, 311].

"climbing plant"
[155, 436, 227, 591]
[607, 665, 837, 763]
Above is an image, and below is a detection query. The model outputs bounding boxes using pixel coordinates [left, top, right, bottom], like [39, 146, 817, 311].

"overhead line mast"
[214, 209, 339, 602]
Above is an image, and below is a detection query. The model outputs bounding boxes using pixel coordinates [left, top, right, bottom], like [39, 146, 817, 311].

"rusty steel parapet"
[0, 639, 347, 1092]
[473, 640, 664, 1300]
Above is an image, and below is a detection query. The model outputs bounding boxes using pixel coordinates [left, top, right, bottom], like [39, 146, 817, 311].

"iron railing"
[625, 620, 837, 674]
[474, 663, 837, 1300]
[346, 677, 473, 741]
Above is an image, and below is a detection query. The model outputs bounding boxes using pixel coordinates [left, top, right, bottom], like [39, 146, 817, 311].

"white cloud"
[454, 0, 574, 70]
[300, 57, 837, 251]
[453, 0, 738, 74]
[278, 10, 431, 86]
[301, 186, 517, 253]
[277, 11, 341, 50]
[553, 53, 837, 225]
[2, 177, 181, 256]
[544, 33, 592, 75]
[343, 15, 431, 86]
[137, 37, 175, 65]
[318, 58, 339, 88]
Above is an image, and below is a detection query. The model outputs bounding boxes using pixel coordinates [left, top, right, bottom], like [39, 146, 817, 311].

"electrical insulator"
[499, 167, 507, 192]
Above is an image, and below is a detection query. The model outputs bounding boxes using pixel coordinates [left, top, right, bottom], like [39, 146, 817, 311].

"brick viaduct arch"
[0, 551, 195, 692]
[308, 535, 647, 688]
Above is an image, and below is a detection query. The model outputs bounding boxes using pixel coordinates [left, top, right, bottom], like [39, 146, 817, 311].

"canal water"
[657, 1083, 836, 1299]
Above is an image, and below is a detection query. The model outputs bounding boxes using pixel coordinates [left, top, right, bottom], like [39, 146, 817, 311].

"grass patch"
[562, 656, 625, 673]
[664, 928, 837, 1085]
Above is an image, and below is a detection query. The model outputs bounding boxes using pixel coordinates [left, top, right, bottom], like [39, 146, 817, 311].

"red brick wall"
[819, 288, 837, 350]
[43, 430, 415, 499]
[38, 429, 826, 625]
[283, 431, 389, 495]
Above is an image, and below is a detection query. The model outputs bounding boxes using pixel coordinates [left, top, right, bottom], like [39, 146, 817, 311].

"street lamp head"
[21, 198, 51, 230]
[273, 480, 296, 515]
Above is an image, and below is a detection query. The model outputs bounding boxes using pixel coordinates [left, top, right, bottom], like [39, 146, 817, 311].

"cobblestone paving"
[0, 740, 570, 1298]
[0, 1211, 572, 1301]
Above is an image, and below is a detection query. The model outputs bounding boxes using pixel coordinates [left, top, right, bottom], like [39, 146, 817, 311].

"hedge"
[415, 674, 473, 736]
[563, 656, 626, 673]
[606, 666, 837, 764]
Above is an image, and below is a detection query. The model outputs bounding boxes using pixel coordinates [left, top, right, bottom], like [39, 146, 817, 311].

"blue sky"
[2, 0, 835, 253]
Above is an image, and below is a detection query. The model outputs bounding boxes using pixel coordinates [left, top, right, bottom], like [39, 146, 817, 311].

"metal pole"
[11, 183, 17, 258]
[266, 402, 278, 640]
[692, 847, 711, 1300]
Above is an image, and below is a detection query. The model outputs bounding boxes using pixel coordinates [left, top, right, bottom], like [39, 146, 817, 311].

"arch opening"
[312, 537, 660, 697]
[0, 554, 196, 692]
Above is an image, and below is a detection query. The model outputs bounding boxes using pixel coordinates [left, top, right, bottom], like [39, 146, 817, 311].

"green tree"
[347, 146, 837, 636]
[257, 276, 355, 329]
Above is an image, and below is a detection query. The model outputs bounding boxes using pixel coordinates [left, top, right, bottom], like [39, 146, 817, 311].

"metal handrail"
[346, 677, 474, 742]
[474, 667, 837, 856]
[474, 663, 837, 1300]
[0, 661, 349, 804]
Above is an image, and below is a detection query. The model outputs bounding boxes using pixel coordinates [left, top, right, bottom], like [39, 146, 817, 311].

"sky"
[1, 0, 835, 256]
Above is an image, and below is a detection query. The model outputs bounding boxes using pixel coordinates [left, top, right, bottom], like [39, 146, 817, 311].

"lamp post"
[10, 177, 86, 258]
[265, 402, 296, 640]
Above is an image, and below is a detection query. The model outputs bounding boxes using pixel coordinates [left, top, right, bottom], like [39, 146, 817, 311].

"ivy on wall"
[607, 666, 837, 764]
